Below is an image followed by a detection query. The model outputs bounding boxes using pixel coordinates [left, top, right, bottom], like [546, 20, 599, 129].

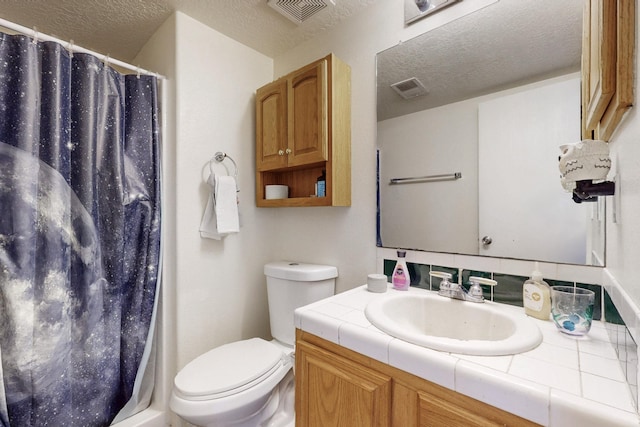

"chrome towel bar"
[389, 172, 462, 185]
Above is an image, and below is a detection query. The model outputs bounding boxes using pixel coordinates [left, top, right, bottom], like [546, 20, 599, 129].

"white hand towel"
[199, 174, 239, 240]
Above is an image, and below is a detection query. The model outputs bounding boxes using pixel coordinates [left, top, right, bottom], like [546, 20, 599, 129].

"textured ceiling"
[0, 0, 377, 61]
[377, 0, 583, 121]
[0, 0, 583, 120]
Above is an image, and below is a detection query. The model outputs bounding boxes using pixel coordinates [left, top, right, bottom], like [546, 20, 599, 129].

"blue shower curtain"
[0, 32, 161, 426]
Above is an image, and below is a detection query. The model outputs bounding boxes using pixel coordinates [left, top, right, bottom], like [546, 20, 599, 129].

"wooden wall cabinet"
[582, 0, 635, 141]
[255, 53, 351, 207]
[296, 330, 540, 427]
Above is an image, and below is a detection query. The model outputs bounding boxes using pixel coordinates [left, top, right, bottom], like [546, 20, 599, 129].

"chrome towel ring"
[208, 151, 239, 192]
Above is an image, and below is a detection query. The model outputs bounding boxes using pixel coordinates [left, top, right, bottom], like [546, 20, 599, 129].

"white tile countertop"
[294, 285, 640, 427]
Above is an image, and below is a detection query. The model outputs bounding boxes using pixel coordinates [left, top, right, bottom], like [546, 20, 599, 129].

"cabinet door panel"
[418, 390, 535, 427]
[256, 79, 288, 171]
[296, 341, 391, 427]
[595, 0, 635, 141]
[583, 0, 616, 133]
[288, 60, 328, 167]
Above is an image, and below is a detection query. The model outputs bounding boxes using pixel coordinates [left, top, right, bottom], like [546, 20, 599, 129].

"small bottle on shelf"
[316, 170, 326, 197]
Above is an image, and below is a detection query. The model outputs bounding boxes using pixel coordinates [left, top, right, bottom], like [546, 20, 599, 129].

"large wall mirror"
[376, 0, 606, 266]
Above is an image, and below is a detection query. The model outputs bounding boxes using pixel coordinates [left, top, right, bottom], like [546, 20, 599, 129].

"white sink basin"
[365, 291, 542, 356]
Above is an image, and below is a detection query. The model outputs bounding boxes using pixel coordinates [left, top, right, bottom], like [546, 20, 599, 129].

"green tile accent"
[408, 263, 431, 289]
[547, 279, 573, 287]
[383, 259, 394, 279]
[604, 289, 625, 325]
[490, 273, 529, 307]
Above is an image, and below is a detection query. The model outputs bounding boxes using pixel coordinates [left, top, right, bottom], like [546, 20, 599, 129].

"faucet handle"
[468, 276, 497, 300]
[429, 271, 453, 293]
[429, 271, 452, 282]
[469, 276, 498, 287]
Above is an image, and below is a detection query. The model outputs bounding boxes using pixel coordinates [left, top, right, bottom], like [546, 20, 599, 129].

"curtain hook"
[67, 39, 74, 58]
[32, 27, 38, 44]
[136, 66, 141, 79]
[103, 54, 110, 68]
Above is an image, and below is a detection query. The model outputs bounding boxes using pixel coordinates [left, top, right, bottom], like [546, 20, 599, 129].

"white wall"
[605, 1, 640, 307]
[172, 12, 275, 368]
[136, 14, 276, 425]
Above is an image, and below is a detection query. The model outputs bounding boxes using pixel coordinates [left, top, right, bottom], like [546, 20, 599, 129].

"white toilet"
[170, 261, 337, 427]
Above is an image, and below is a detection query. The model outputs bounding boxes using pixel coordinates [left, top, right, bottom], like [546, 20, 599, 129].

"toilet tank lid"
[264, 261, 338, 281]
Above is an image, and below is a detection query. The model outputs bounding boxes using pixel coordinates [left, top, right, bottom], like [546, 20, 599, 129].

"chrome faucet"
[429, 271, 497, 303]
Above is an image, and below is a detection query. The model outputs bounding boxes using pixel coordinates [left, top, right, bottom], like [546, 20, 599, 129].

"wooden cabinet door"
[256, 78, 288, 171]
[582, 0, 616, 133]
[296, 341, 391, 427]
[287, 59, 328, 168]
[581, 0, 635, 141]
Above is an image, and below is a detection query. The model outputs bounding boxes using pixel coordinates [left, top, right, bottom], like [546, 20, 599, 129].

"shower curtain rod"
[0, 17, 166, 80]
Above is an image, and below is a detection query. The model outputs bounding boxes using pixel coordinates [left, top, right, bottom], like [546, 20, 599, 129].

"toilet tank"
[264, 261, 337, 346]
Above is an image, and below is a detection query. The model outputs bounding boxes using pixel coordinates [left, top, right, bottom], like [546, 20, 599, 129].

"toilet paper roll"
[265, 185, 288, 199]
[367, 273, 388, 293]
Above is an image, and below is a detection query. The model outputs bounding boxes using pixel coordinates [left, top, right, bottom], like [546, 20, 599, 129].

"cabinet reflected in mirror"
[376, 0, 605, 266]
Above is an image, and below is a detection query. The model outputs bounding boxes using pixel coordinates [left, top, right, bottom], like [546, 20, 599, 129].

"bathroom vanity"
[296, 331, 536, 426]
[294, 286, 639, 426]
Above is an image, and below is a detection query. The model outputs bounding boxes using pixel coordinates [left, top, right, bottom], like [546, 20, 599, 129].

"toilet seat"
[174, 338, 286, 401]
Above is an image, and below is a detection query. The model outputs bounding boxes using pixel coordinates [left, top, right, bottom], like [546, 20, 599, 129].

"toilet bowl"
[170, 262, 337, 426]
[170, 338, 294, 427]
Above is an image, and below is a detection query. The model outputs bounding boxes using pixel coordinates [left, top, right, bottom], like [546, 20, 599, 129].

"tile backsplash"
[377, 247, 639, 410]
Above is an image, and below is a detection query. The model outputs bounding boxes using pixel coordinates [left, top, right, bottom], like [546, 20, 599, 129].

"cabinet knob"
[278, 150, 284, 156]
[285, 148, 292, 154]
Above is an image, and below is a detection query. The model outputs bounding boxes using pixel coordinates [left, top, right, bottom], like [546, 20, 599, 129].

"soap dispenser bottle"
[392, 250, 411, 291]
[523, 262, 551, 320]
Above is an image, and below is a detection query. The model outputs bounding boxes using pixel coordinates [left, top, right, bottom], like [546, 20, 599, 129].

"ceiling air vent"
[267, 0, 336, 24]
[391, 77, 428, 99]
